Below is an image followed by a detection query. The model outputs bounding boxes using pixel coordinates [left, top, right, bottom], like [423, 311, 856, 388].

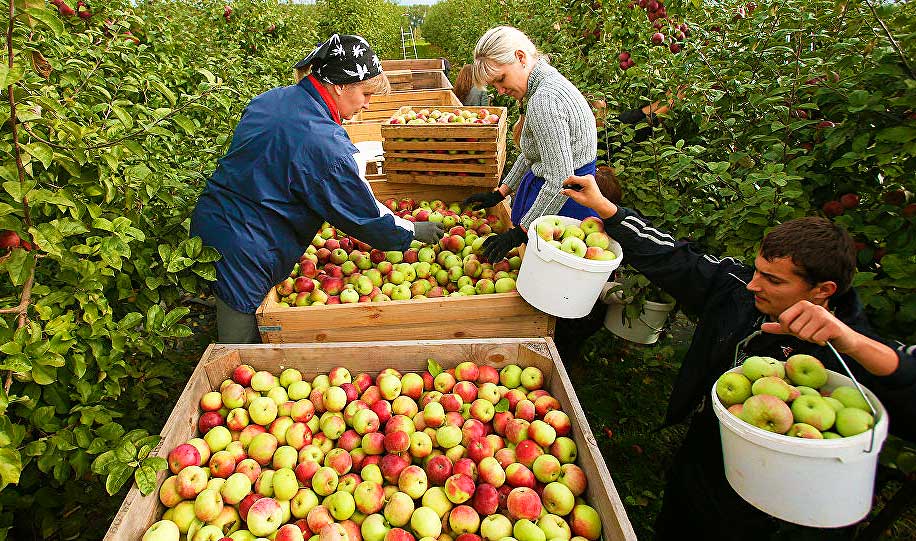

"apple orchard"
[0, 0, 914, 539]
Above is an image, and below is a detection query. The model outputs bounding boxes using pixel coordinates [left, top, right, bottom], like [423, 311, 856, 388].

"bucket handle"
[825, 340, 879, 454]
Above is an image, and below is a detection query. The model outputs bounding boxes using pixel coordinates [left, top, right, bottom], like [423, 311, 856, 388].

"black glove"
[413, 221, 447, 245]
[462, 190, 506, 211]
[481, 227, 527, 263]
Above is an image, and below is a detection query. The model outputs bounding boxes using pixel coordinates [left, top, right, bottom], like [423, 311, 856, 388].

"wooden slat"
[104, 339, 637, 541]
[104, 345, 216, 541]
[381, 58, 445, 72]
[385, 172, 497, 188]
[386, 161, 500, 174]
[385, 152, 498, 161]
[343, 121, 382, 143]
[383, 141, 499, 152]
[543, 338, 636, 541]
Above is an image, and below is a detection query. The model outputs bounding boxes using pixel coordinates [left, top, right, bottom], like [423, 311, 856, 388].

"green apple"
[410, 506, 443, 538]
[830, 386, 872, 412]
[835, 407, 874, 437]
[325, 490, 356, 520]
[740, 394, 793, 434]
[751, 376, 792, 401]
[537, 513, 572, 540]
[142, 520, 180, 541]
[787, 422, 824, 438]
[785, 354, 828, 388]
[790, 395, 836, 431]
[514, 519, 547, 541]
[481, 514, 513, 541]
[500, 365, 522, 388]
[741, 356, 785, 381]
[715, 372, 752, 406]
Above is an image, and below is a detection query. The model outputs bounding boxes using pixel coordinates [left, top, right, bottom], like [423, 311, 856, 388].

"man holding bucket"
[561, 173, 916, 540]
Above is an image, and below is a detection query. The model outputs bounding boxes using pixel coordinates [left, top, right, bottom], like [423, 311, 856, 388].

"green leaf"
[90, 450, 118, 475]
[24, 143, 53, 169]
[134, 464, 157, 495]
[143, 456, 167, 472]
[115, 439, 137, 462]
[2, 248, 34, 286]
[105, 464, 133, 496]
[110, 105, 134, 129]
[494, 398, 510, 413]
[427, 358, 443, 377]
[146, 304, 164, 332]
[148, 80, 177, 107]
[0, 448, 22, 490]
[23, 7, 64, 35]
[172, 115, 196, 135]
[162, 307, 190, 328]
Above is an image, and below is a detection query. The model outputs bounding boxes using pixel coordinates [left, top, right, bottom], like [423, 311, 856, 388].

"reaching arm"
[296, 155, 414, 251]
[561, 173, 744, 315]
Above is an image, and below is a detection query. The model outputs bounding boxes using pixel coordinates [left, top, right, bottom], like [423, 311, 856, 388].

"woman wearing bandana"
[190, 34, 447, 343]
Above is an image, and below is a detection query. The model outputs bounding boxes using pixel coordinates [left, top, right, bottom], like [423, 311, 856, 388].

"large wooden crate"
[387, 69, 453, 92]
[104, 338, 637, 541]
[381, 106, 508, 188]
[255, 178, 549, 343]
[382, 58, 446, 72]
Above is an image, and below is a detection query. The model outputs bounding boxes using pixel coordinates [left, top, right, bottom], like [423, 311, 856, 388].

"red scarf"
[308, 74, 341, 125]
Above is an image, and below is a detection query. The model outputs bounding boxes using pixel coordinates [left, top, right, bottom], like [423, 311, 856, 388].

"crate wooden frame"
[381, 58, 446, 72]
[381, 106, 508, 188]
[387, 69, 453, 92]
[352, 89, 462, 122]
[255, 178, 550, 343]
[104, 338, 637, 541]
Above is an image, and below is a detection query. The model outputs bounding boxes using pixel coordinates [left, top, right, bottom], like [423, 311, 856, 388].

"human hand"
[561, 174, 618, 218]
[413, 221, 447, 245]
[481, 227, 527, 263]
[761, 300, 858, 352]
[462, 190, 506, 211]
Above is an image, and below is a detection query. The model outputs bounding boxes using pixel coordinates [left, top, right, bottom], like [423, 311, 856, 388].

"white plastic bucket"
[712, 366, 889, 527]
[602, 296, 675, 345]
[516, 215, 622, 318]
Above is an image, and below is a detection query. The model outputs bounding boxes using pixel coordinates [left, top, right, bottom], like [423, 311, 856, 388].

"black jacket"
[603, 206, 916, 441]
[604, 206, 916, 538]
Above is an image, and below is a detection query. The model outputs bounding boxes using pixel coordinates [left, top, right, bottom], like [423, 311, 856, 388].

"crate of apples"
[145, 361, 604, 541]
[274, 199, 521, 307]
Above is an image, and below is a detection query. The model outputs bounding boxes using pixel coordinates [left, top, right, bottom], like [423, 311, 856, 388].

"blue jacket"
[190, 77, 413, 314]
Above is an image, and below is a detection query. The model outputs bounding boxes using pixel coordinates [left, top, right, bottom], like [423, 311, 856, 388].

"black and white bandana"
[294, 34, 383, 84]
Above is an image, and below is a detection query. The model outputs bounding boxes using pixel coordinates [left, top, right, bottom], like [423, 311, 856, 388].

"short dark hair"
[760, 217, 856, 295]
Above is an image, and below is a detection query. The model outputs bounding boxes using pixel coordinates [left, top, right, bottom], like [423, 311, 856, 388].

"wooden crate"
[382, 58, 446, 72]
[388, 70, 453, 92]
[381, 105, 508, 188]
[104, 338, 637, 541]
[343, 120, 383, 144]
[255, 178, 549, 343]
[353, 89, 462, 122]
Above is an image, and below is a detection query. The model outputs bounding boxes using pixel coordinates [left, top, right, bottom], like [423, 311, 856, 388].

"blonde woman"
[191, 34, 445, 343]
[463, 26, 598, 263]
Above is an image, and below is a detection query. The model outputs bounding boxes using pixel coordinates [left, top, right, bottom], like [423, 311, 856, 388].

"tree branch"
[863, 0, 916, 80]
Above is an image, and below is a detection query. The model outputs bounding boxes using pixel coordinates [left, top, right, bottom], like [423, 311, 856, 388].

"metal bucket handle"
[825, 340, 879, 454]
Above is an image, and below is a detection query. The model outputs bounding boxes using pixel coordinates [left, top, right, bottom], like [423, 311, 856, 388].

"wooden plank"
[543, 337, 636, 541]
[105, 339, 637, 541]
[383, 141, 499, 152]
[386, 161, 500, 174]
[259, 315, 552, 344]
[385, 172, 497, 188]
[382, 58, 445, 72]
[385, 152, 498, 161]
[343, 121, 382, 143]
[104, 344, 217, 541]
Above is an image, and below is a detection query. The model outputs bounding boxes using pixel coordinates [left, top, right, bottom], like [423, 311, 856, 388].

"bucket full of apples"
[711, 351, 889, 527]
[516, 215, 622, 318]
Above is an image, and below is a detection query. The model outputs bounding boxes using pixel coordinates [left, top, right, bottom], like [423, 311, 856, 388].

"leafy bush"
[426, 0, 916, 343]
[315, 0, 406, 60]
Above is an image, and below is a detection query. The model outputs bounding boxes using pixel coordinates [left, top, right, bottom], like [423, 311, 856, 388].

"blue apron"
[510, 160, 598, 226]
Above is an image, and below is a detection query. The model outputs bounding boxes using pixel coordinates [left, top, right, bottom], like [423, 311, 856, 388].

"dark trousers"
[215, 295, 261, 344]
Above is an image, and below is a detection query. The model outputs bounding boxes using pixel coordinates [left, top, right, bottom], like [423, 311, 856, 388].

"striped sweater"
[501, 59, 597, 228]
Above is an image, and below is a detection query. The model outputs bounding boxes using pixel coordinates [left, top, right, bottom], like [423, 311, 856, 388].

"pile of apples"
[274, 199, 522, 307]
[144, 361, 604, 541]
[716, 354, 876, 438]
[388, 108, 501, 126]
[533, 216, 617, 262]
